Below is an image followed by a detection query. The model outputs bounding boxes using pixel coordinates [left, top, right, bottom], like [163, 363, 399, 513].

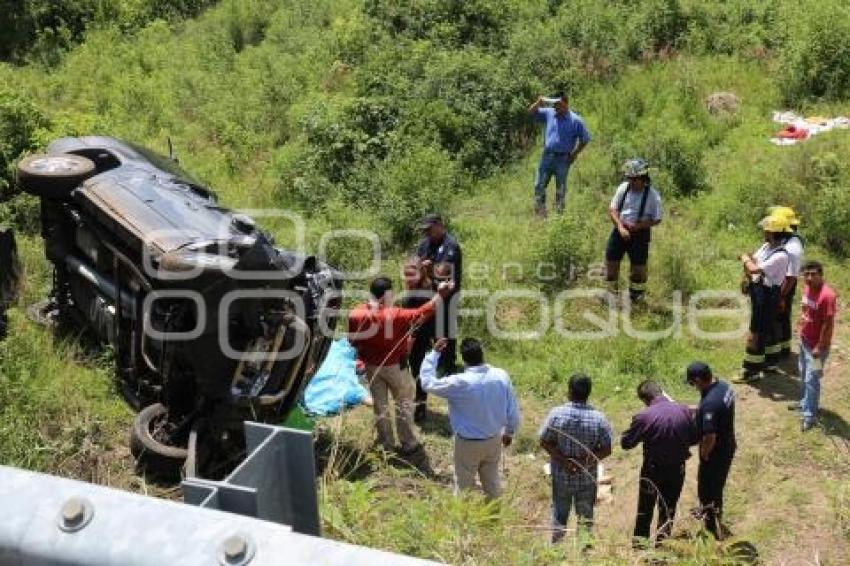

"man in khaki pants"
[348, 276, 453, 455]
[420, 338, 521, 500]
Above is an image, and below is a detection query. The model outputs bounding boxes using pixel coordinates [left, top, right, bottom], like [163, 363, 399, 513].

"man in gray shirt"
[605, 158, 663, 303]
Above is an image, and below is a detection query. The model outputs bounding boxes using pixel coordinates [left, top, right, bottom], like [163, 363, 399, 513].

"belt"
[456, 434, 495, 442]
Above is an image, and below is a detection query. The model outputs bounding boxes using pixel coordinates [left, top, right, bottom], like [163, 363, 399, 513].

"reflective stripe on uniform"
[744, 352, 765, 363]
[629, 281, 647, 291]
[765, 344, 782, 355]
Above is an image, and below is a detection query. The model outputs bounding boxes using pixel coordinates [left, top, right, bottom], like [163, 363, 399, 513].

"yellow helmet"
[767, 205, 800, 227]
[758, 214, 792, 233]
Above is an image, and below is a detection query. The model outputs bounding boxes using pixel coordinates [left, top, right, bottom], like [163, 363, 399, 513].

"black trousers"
[743, 283, 781, 373]
[634, 461, 686, 544]
[697, 451, 735, 538]
[406, 332, 430, 405]
[418, 297, 458, 373]
[778, 283, 796, 356]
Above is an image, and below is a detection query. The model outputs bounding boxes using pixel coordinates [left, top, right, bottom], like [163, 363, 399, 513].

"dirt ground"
[317, 321, 850, 564]
[49, 319, 849, 564]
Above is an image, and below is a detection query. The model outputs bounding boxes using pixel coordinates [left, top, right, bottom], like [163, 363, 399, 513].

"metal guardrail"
[183, 422, 321, 536]
[0, 423, 440, 565]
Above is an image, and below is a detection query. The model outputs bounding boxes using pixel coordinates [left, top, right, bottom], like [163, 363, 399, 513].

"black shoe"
[414, 404, 427, 424]
[801, 420, 815, 432]
[787, 403, 802, 411]
[732, 370, 761, 384]
[398, 443, 424, 457]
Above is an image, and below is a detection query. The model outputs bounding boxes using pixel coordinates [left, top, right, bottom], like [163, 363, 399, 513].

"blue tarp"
[302, 339, 368, 416]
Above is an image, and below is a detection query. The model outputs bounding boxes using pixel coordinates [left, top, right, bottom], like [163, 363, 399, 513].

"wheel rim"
[27, 156, 87, 174]
[150, 410, 185, 449]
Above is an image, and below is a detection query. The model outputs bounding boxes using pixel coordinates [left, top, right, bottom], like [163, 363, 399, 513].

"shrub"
[533, 191, 608, 286]
[606, 112, 707, 197]
[778, 1, 850, 103]
[309, 199, 384, 277]
[625, 0, 688, 57]
[682, 0, 782, 56]
[373, 142, 466, 247]
[810, 184, 850, 257]
[363, 0, 517, 49]
[652, 224, 698, 297]
[543, 0, 630, 80]
[302, 97, 399, 185]
[593, 66, 719, 197]
[0, 0, 218, 64]
[0, 86, 49, 199]
[0, 194, 41, 235]
[358, 45, 536, 176]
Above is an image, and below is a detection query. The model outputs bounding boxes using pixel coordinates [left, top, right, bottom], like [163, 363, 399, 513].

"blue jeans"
[551, 475, 596, 543]
[799, 341, 829, 424]
[534, 152, 570, 213]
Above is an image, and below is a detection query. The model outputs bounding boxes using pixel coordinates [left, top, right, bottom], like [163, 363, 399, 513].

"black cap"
[685, 361, 712, 384]
[419, 213, 443, 230]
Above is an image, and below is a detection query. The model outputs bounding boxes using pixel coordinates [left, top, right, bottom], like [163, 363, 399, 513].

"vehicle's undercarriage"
[16, 137, 342, 479]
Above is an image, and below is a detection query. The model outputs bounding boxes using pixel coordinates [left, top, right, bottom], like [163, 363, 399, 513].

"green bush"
[625, 0, 688, 57]
[0, 0, 218, 65]
[591, 65, 728, 197]
[810, 183, 850, 257]
[363, 0, 517, 49]
[533, 191, 608, 286]
[357, 45, 536, 176]
[373, 142, 466, 247]
[302, 97, 399, 185]
[796, 150, 850, 257]
[652, 224, 698, 297]
[0, 86, 49, 199]
[0, 194, 41, 235]
[682, 0, 782, 56]
[779, 1, 850, 103]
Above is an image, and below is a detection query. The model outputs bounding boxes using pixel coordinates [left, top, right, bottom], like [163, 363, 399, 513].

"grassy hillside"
[1, 0, 849, 563]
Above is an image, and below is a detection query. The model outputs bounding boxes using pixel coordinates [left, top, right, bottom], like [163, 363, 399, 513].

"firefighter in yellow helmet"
[768, 206, 804, 358]
[736, 214, 791, 382]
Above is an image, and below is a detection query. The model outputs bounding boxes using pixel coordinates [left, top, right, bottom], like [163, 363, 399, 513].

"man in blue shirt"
[420, 337, 520, 500]
[528, 93, 592, 216]
[414, 213, 463, 422]
[686, 362, 736, 540]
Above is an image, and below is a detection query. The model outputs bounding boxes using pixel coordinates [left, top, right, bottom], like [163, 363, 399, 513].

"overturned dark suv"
[17, 137, 342, 478]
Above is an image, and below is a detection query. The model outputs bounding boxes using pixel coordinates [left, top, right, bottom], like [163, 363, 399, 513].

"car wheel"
[130, 403, 189, 478]
[16, 153, 97, 199]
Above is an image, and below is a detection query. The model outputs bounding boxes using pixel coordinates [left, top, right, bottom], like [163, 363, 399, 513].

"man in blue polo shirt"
[528, 93, 592, 216]
[686, 362, 736, 540]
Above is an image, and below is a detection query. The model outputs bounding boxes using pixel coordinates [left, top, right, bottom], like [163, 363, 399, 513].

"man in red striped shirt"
[348, 275, 454, 454]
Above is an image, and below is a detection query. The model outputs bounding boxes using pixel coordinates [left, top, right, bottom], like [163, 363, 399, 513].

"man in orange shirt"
[348, 275, 453, 454]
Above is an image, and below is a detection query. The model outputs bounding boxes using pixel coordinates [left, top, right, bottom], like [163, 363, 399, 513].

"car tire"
[130, 403, 189, 478]
[16, 153, 97, 199]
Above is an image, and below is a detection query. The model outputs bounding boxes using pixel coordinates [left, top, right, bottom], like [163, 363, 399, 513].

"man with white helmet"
[605, 158, 663, 303]
[737, 215, 791, 382]
[768, 206, 804, 359]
